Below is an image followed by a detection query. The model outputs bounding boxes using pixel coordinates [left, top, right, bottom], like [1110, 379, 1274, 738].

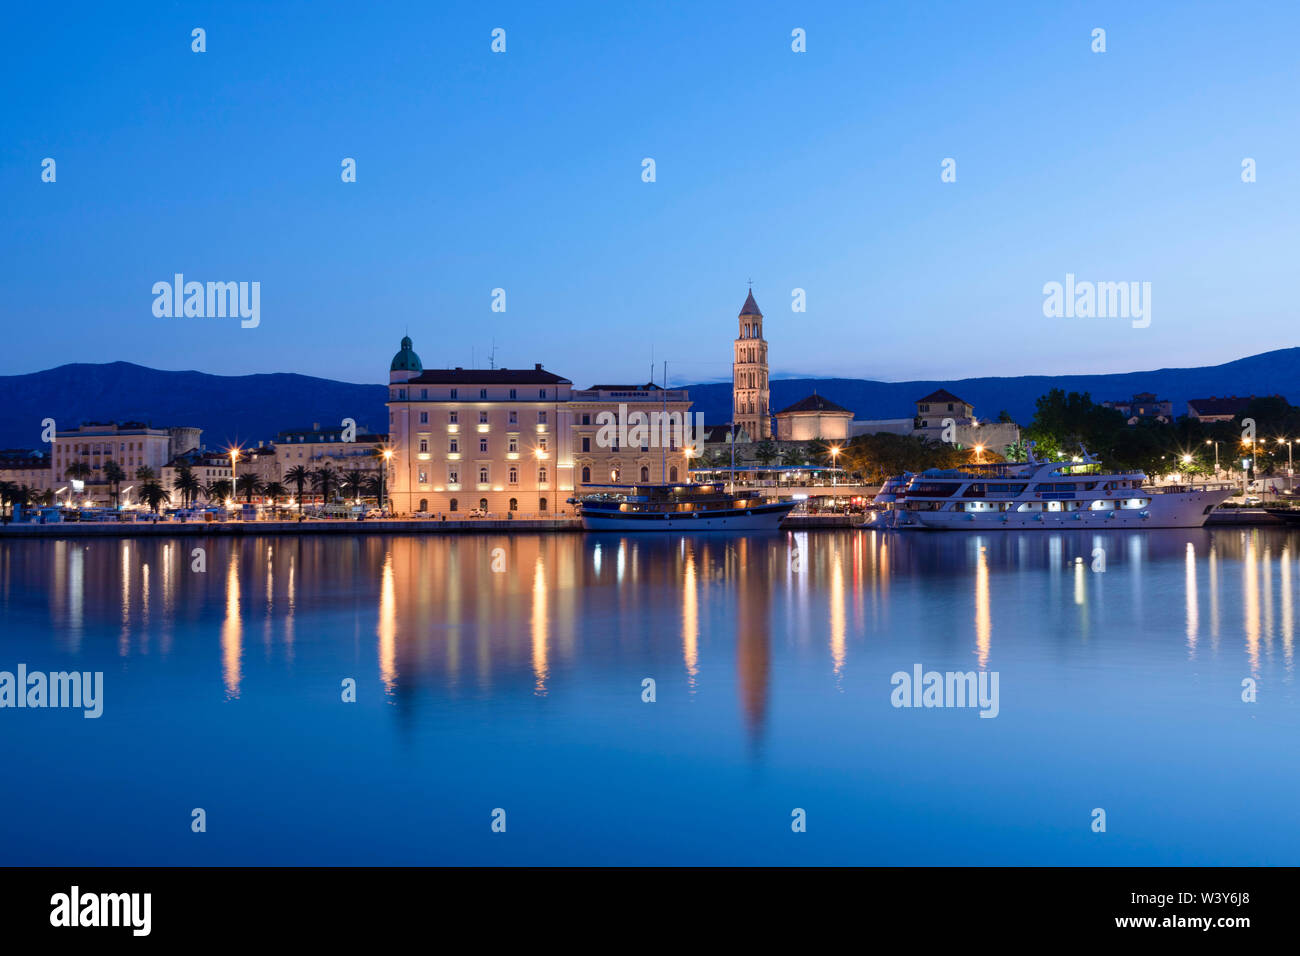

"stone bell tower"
[732, 289, 770, 439]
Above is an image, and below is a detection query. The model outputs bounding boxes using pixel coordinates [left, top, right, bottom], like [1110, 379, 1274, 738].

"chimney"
[535, 362, 542, 370]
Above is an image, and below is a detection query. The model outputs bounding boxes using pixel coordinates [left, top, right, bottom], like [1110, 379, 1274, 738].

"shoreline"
[0, 510, 1284, 537]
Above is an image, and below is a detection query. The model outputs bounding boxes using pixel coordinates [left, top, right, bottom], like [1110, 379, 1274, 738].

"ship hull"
[880, 488, 1234, 530]
[580, 500, 797, 532]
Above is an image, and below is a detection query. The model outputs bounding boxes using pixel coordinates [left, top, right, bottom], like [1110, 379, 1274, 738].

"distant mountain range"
[1, 350, 1296, 450]
[683, 348, 1300, 427]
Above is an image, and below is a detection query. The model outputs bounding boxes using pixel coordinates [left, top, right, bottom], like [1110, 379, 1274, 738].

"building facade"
[386, 338, 574, 515]
[568, 384, 692, 489]
[732, 290, 771, 440]
[774, 393, 853, 441]
[1102, 392, 1173, 424]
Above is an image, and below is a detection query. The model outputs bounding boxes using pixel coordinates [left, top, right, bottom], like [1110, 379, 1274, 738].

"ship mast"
[662, 360, 668, 483]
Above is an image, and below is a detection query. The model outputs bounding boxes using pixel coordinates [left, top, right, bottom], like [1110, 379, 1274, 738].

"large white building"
[384, 337, 695, 515]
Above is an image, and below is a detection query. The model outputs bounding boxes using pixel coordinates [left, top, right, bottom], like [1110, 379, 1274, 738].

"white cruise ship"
[865, 450, 1235, 530]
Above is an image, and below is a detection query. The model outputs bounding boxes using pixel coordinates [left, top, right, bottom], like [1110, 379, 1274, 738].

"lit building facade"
[774, 393, 854, 441]
[386, 337, 574, 515]
[568, 384, 692, 489]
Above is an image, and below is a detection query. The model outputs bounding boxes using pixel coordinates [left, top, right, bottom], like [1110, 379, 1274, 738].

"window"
[479, 466, 489, 483]
[449, 411, 458, 424]
[509, 466, 518, 483]
[450, 389, 458, 399]
[509, 437, 518, 453]
[539, 437, 548, 452]
[417, 468, 428, 485]
[509, 389, 516, 399]
[538, 411, 547, 424]
[669, 466, 679, 482]
[538, 467, 547, 483]
[539, 497, 548, 511]
[419, 498, 428, 511]
[419, 412, 428, 424]
[581, 466, 590, 483]
[479, 411, 488, 424]
[581, 414, 590, 425]
[480, 389, 487, 399]
[509, 497, 518, 511]
[509, 411, 517, 424]
[418, 439, 428, 453]
[448, 468, 459, 484]
[610, 468, 620, 482]
[421, 389, 428, 399]
[539, 389, 546, 399]
[479, 438, 488, 453]
[450, 498, 458, 511]
[640, 466, 650, 481]
[449, 439, 459, 453]
[581, 437, 590, 452]
[479, 498, 488, 511]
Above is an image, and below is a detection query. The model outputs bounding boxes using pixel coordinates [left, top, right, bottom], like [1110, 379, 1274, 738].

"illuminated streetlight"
[380, 447, 394, 514]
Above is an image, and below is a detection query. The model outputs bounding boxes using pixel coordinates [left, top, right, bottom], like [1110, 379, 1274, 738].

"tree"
[102, 460, 127, 508]
[139, 481, 167, 513]
[206, 479, 233, 504]
[753, 441, 778, 466]
[262, 481, 287, 506]
[311, 465, 339, 505]
[135, 465, 157, 482]
[779, 446, 805, 467]
[285, 465, 310, 511]
[237, 472, 264, 503]
[341, 469, 367, 502]
[360, 474, 381, 504]
[996, 409, 1015, 424]
[173, 464, 201, 508]
[0, 481, 15, 517]
[65, 460, 92, 481]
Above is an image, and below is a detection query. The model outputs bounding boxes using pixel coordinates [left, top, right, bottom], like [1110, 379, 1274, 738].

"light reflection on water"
[1, 528, 1298, 865]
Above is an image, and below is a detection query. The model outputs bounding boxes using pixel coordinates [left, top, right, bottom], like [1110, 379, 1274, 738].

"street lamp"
[381, 447, 393, 514]
[229, 448, 240, 517]
[829, 445, 841, 486]
[1277, 438, 1294, 495]
[1205, 439, 1219, 477]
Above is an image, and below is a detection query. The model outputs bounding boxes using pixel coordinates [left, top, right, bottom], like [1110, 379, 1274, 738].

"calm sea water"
[1, 528, 1297, 865]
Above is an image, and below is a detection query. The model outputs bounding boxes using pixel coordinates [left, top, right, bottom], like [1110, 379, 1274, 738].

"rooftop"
[404, 364, 571, 386]
[776, 393, 853, 415]
[917, 389, 969, 405]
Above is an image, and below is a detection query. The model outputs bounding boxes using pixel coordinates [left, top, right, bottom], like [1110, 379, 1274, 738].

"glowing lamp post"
[381, 448, 394, 514]
[229, 448, 240, 517]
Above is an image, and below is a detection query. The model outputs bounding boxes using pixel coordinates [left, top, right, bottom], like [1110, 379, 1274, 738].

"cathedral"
[732, 289, 771, 440]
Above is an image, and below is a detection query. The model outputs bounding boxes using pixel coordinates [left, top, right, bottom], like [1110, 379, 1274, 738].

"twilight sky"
[3, 0, 1297, 388]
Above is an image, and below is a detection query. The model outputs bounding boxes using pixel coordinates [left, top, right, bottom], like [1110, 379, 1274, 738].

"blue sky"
[3, 1, 1296, 388]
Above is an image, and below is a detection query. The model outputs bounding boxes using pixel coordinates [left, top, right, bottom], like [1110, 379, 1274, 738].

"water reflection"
[4, 528, 1300, 733]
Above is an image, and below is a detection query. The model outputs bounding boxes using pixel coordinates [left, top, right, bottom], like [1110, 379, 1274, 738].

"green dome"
[390, 335, 422, 373]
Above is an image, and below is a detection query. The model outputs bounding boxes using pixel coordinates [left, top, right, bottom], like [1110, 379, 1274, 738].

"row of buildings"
[5, 289, 1269, 514]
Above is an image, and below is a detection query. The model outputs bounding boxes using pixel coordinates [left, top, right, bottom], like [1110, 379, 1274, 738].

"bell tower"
[732, 289, 770, 439]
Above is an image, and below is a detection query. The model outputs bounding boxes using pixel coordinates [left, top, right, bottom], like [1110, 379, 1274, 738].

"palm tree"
[285, 465, 310, 511]
[134, 465, 157, 482]
[173, 464, 201, 508]
[262, 481, 286, 507]
[311, 465, 339, 506]
[65, 460, 92, 481]
[341, 469, 366, 503]
[361, 474, 381, 505]
[102, 460, 127, 508]
[206, 479, 234, 504]
[753, 441, 778, 466]
[237, 472, 264, 503]
[779, 446, 805, 467]
[139, 481, 167, 513]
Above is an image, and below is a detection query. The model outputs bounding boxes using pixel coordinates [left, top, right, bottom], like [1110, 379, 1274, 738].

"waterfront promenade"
[0, 509, 1283, 536]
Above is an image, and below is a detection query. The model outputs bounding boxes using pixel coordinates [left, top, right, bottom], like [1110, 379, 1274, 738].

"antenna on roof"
[489, 338, 496, 370]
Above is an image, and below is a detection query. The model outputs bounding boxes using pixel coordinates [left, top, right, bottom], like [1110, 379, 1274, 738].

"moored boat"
[570, 482, 797, 531]
[872, 449, 1235, 530]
